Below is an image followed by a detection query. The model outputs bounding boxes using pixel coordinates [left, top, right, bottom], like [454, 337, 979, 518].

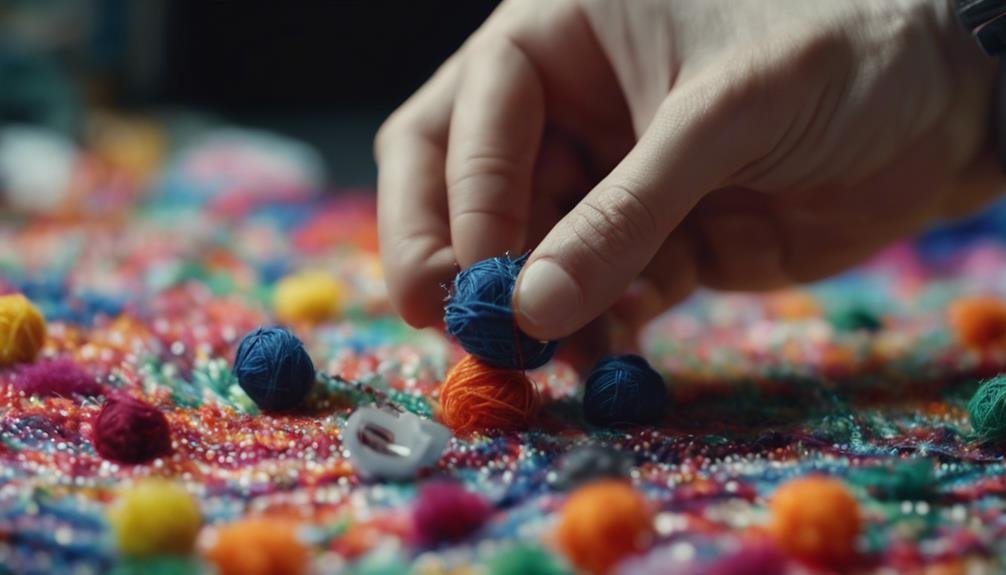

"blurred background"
[0, 0, 499, 187]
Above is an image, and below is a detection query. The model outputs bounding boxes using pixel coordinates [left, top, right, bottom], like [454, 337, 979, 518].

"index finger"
[375, 58, 460, 328]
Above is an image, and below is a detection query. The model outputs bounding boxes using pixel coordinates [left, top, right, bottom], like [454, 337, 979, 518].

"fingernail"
[515, 259, 581, 334]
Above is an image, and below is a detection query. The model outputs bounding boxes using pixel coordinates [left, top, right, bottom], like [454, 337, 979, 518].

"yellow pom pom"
[0, 294, 46, 366]
[108, 479, 202, 557]
[273, 271, 342, 324]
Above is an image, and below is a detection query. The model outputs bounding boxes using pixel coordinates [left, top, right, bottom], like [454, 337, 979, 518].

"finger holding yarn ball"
[444, 255, 558, 369]
[582, 355, 667, 428]
[93, 395, 173, 464]
[438, 354, 540, 436]
[0, 293, 46, 366]
[233, 327, 316, 411]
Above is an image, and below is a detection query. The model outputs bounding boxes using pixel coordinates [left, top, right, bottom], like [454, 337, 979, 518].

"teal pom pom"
[233, 327, 315, 411]
[444, 255, 557, 369]
[828, 304, 883, 333]
[487, 545, 571, 575]
[582, 355, 667, 427]
[968, 375, 1006, 442]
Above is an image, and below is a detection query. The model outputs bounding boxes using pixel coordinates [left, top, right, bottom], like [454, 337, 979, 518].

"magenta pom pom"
[412, 481, 492, 546]
[14, 358, 103, 397]
[93, 395, 172, 464]
[706, 541, 789, 575]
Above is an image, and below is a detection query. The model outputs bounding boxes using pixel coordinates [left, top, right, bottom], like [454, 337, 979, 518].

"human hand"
[376, 0, 997, 346]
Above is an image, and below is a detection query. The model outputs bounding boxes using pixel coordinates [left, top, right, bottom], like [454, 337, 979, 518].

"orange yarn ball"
[438, 354, 540, 436]
[948, 296, 1006, 349]
[556, 480, 654, 575]
[205, 518, 308, 575]
[768, 475, 861, 567]
[0, 293, 46, 366]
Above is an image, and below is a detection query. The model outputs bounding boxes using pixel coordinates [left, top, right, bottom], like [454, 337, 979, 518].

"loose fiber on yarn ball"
[444, 255, 557, 370]
[233, 327, 316, 411]
[93, 394, 173, 464]
[968, 375, 1006, 442]
[0, 293, 46, 366]
[438, 354, 540, 436]
[582, 355, 667, 428]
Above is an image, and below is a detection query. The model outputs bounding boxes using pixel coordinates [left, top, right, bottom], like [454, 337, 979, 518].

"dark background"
[0, 0, 501, 185]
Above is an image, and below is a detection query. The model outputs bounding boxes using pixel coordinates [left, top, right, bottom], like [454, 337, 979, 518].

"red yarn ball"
[412, 480, 492, 546]
[438, 354, 539, 436]
[15, 358, 103, 397]
[93, 395, 172, 464]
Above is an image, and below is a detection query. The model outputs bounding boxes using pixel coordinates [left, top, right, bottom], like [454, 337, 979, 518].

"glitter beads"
[556, 480, 653, 574]
[233, 327, 316, 411]
[0, 293, 46, 366]
[768, 476, 861, 567]
[108, 479, 201, 557]
[273, 270, 342, 324]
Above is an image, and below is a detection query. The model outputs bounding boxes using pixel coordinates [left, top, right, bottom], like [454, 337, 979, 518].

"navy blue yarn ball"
[582, 355, 667, 427]
[233, 327, 316, 411]
[444, 255, 557, 369]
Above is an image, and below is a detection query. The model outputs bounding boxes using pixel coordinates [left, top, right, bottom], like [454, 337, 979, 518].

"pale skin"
[376, 0, 1000, 358]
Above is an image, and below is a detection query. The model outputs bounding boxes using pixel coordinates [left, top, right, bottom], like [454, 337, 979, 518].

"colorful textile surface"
[3, 125, 1006, 574]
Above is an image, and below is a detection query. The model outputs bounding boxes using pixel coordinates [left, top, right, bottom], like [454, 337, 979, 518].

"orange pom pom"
[948, 295, 1006, 349]
[768, 475, 861, 567]
[438, 354, 539, 436]
[205, 518, 308, 575]
[556, 480, 653, 574]
[0, 293, 46, 366]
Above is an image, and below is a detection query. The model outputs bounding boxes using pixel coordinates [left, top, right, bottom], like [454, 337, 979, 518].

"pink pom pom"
[14, 358, 103, 397]
[706, 541, 789, 575]
[412, 480, 492, 546]
[93, 394, 172, 464]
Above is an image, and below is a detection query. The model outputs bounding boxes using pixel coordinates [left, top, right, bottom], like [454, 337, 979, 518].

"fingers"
[611, 232, 697, 330]
[375, 58, 460, 328]
[446, 37, 545, 267]
[513, 76, 759, 340]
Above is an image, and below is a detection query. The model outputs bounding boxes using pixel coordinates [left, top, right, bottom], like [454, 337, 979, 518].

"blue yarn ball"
[233, 327, 316, 411]
[582, 355, 667, 427]
[444, 255, 557, 369]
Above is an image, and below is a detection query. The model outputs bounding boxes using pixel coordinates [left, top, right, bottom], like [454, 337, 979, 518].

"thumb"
[513, 78, 762, 340]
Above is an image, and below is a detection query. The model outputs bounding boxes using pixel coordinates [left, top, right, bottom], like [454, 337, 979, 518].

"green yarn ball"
[487, 545, 571, 575]
[968, 375, 1006, 442]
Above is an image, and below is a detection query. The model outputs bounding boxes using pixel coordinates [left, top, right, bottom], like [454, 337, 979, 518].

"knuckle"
[447, 147, 523, 193]
[569, 187, 657, 266]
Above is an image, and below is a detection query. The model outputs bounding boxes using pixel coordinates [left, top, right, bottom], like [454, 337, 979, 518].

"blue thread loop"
[583, 354, 667, 427]
[233, 327, 316, 411]
[444, 255, 558, 369]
